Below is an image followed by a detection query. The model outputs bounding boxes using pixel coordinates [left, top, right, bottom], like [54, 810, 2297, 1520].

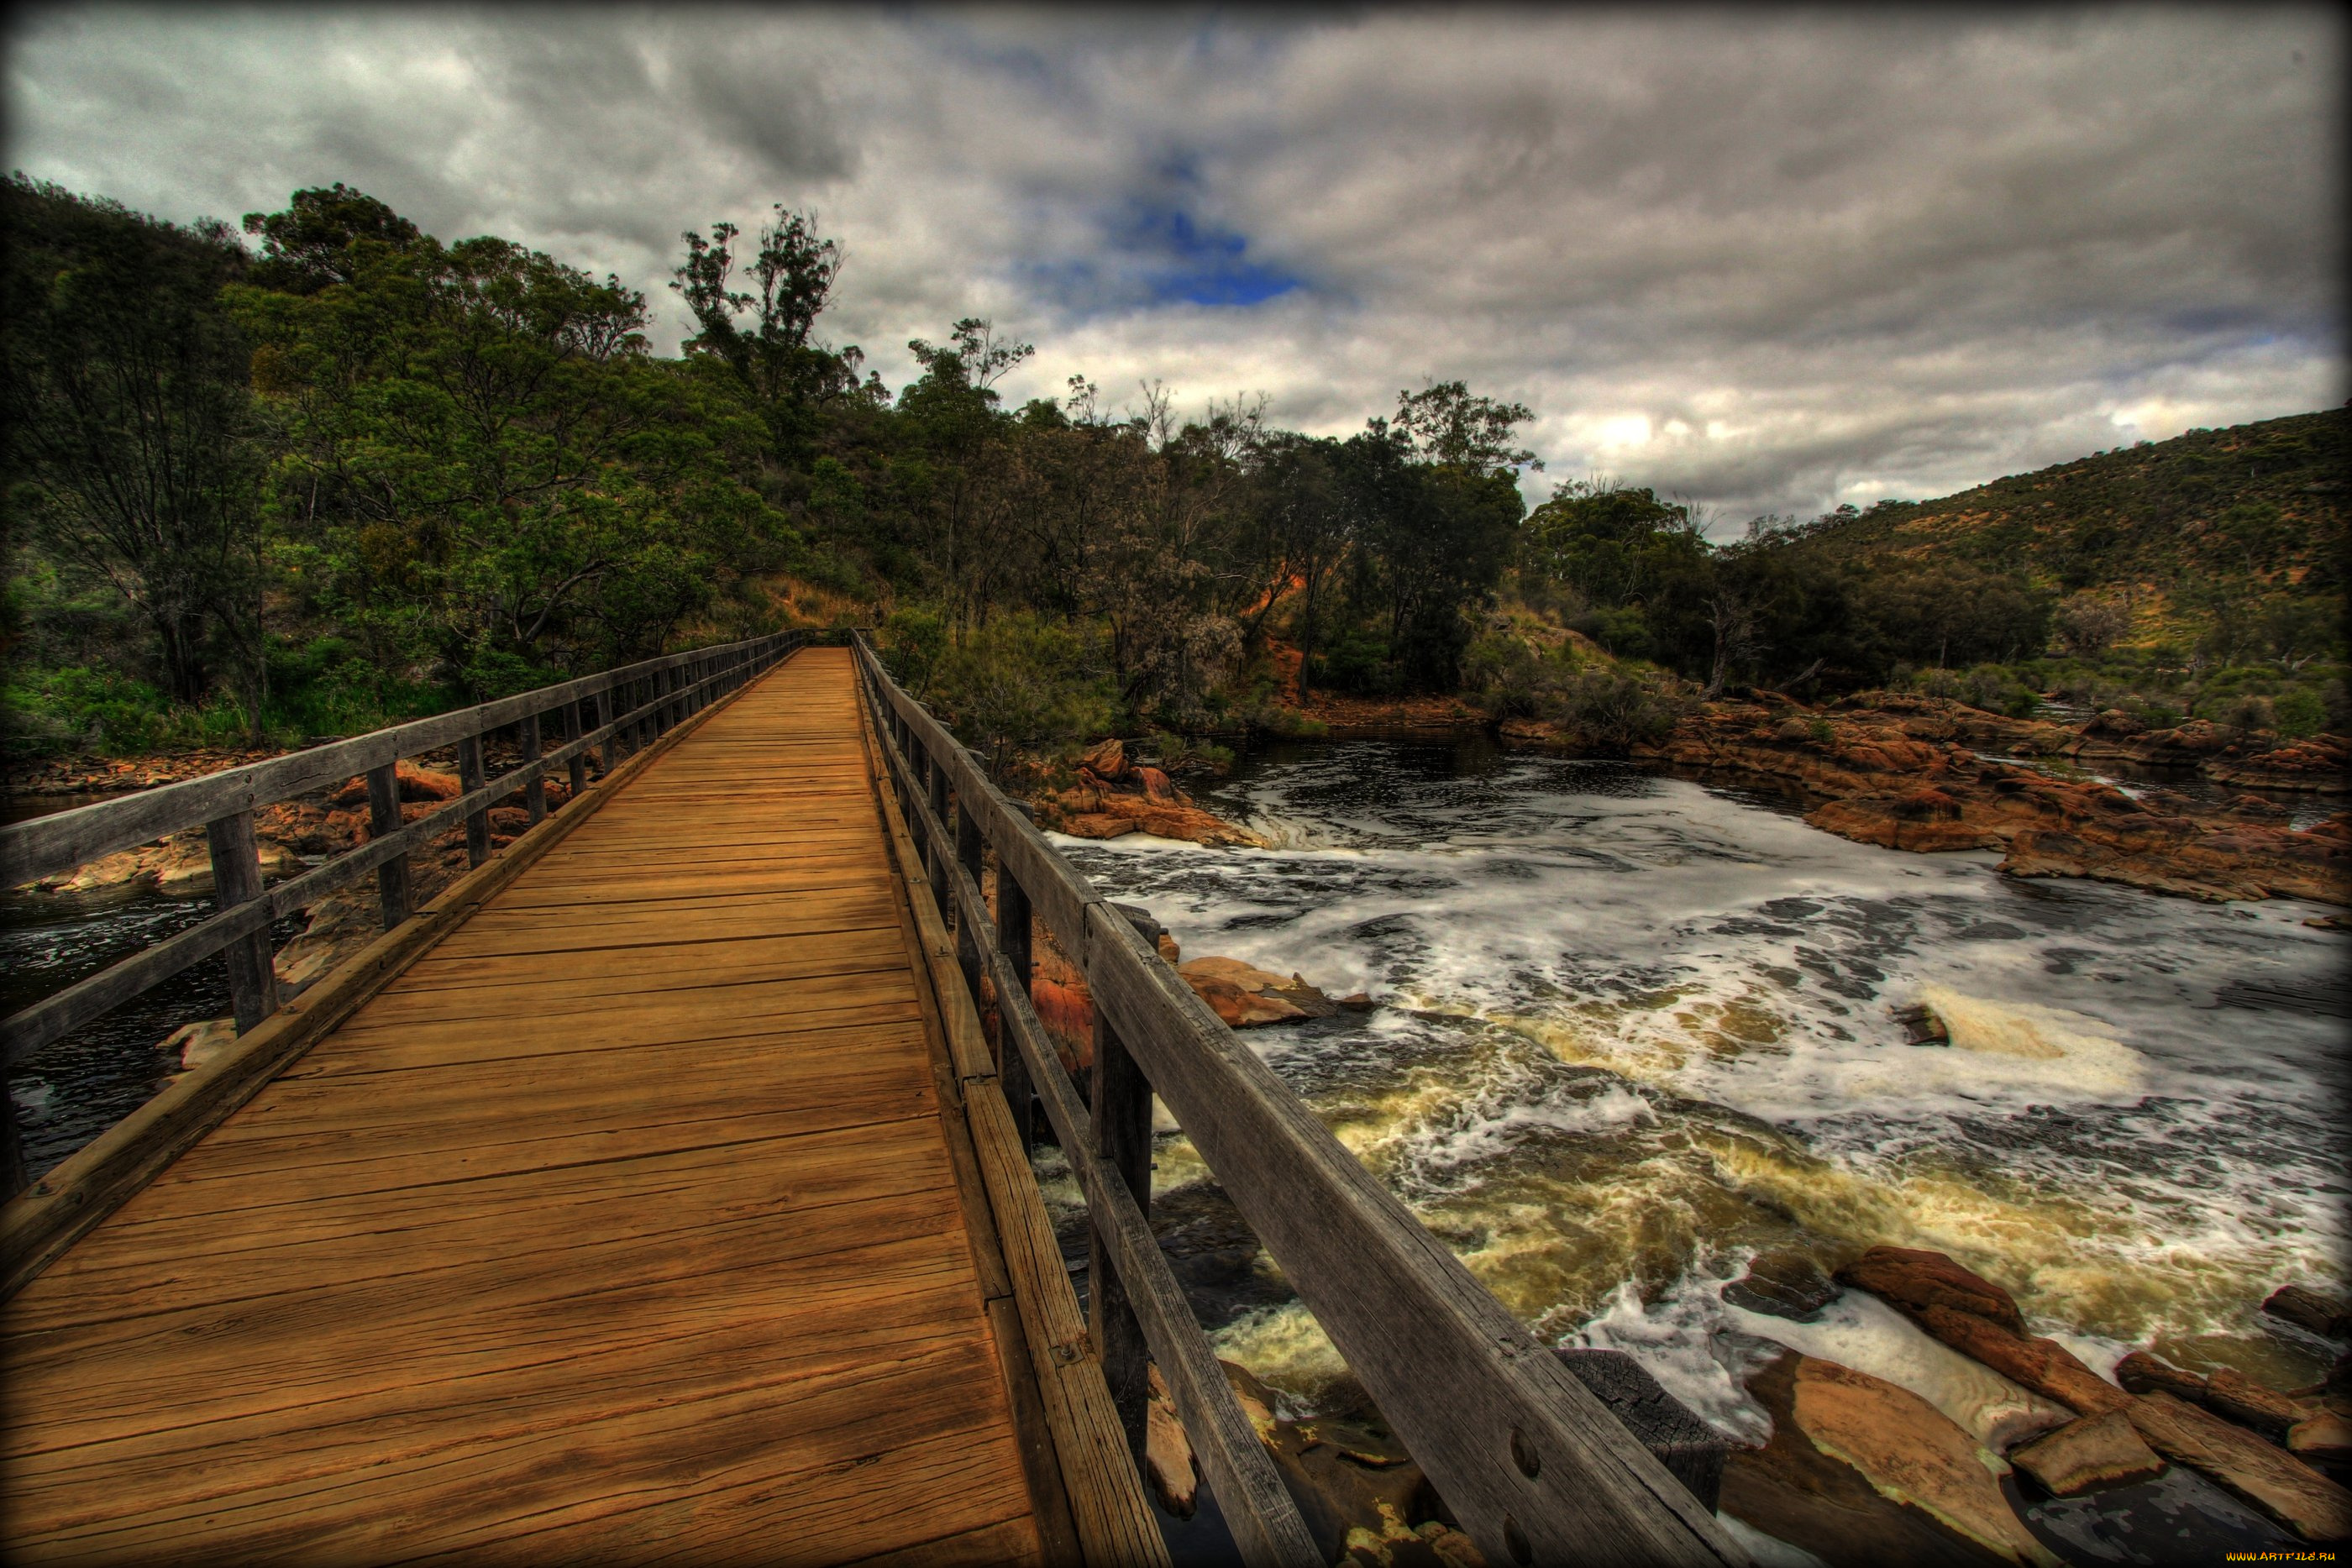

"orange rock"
[1835, 1247, 2027, 1334]
[1905, 1303, 2129, 1417]
[2126, 1391, 2352, 1542]
[329, 759, 462, 808]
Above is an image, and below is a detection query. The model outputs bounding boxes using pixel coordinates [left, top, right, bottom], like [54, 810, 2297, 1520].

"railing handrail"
[850, 632, 1749, 1568]
[4, 632, 800, 891]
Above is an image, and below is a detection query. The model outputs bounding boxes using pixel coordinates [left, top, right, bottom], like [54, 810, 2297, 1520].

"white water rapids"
[1047, 737, 2348, 1439]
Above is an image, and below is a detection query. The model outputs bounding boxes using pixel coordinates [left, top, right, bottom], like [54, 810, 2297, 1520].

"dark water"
[1042, 737, 2348, 1445]
[3, 793, 306, 1177]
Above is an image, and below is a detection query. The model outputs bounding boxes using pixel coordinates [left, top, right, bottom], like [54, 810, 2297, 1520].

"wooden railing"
[0, 629, 824, 1199]
[853, 632, 1750, 1568]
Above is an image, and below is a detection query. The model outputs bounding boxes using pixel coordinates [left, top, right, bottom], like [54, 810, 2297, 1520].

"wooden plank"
[0, 655, 767, 1298]
[3, 643, 1070, 1567]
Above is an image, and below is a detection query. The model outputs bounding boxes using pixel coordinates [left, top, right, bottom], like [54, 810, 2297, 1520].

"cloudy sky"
[8, 6, 2343, 524]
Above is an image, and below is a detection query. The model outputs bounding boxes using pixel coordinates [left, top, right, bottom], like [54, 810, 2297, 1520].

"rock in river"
[2008, 1412, 2165, 1497]
[1720, 1351, 2059, 1567]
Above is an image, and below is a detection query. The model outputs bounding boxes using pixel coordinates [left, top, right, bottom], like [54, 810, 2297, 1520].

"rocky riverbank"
[1032, 738, 1268, 847]
[1557, 691, 2351, 905]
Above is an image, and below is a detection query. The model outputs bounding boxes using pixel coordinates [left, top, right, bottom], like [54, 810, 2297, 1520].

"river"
[1046, 736, 2349, 1441]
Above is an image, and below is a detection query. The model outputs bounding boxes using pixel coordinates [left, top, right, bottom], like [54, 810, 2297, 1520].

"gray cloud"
[6, 5, 2341, 523]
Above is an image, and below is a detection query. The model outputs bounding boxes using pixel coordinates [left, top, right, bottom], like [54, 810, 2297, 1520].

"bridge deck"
[2, 648, 1058, 1565]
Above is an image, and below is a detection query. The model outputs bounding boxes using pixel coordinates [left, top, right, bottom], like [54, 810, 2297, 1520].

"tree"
[233, 188, 788, 689]
[2055, 590, 2131, 656]
[672, 205, 864, 459]
[1389, 380, 1541, 477]
[3, 176, 264, 707]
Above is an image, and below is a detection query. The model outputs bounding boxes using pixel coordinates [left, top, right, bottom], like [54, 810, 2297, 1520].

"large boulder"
[2202, 1366, 2314, 1442]
[328, 760, 462, 808]
[2125, 1392, 2352, 1543]
[2113, 1351, 2208, 1403]
[1176, 957, 1343, 1028]
[1144, 1365, 1198, 1518]
[1723, 1249, 1841, 1323]
[2265, 1284, 2352, 1344]
[1720, 1351, 2057, 1568]
[1903, 1303, 2129, 1417]
[1834, 1248, 2026, 1335]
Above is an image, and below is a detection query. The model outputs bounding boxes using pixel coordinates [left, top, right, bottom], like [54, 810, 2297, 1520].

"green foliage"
[925, 615, 1117, 778]
[1546, 665, 1686, 752]
[1146, 730, 1236, 777]
[2274, 687, 2328, 739]
[1906, 663, 2042, 719]
[3, 175, 265, 708]
[879, 606, 948, 695]
[228, 189, 794, 687]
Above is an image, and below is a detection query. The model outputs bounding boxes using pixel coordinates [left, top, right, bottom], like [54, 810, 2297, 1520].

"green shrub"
[2273, 687, 2328, 739]
[1541, 666, 1685, 752]
[880, 606, 948, 695]
[1147, 729, 1236, 777]
[927, 614, 1117, 778]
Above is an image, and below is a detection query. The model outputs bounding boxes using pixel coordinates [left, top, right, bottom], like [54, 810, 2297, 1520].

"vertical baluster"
[600, 685, 626, 770]
[1089, 1011, 1155, 1466]
[561, 698, 588, 800]
[456, 732, 491, 867]
[207, 810, 280, 1032]
[927, 755, 951, 915]
[995, 869, 1035, 1149]
[365, 762, 412, 929]
[955, 799, 985, 1008]
[520, 712, 545, 826]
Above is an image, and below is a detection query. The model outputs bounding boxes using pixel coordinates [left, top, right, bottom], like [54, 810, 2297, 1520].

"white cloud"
[6, 5, 2341, 522]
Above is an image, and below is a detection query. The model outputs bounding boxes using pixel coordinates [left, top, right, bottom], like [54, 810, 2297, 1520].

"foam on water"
[1058, 740, 2349, 1430]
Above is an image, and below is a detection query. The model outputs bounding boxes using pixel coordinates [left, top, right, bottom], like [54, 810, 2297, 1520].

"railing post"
[520, 712, 545, 826]
[206, 810, 279, 1032]
[365, 762, 412, 930]
[927, 758, 952, 914]
[456, 733, 491, 867]
[995, 868, 1035, 1150]
[955, 799, 985, 1015]
[561, 700, 588, 799]
[597, 687, 624, 770]
[1090, 1011, 1155, 1468]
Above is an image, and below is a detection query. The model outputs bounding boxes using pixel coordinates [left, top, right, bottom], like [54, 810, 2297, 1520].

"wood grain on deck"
[0, 648, 1050, 1566]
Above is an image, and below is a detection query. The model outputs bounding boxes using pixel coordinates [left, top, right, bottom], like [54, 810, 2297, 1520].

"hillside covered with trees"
[6, 176, 2345, 774]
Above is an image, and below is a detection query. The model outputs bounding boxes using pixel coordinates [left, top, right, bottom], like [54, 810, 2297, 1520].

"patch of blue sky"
[1027, 197, 1304, 314]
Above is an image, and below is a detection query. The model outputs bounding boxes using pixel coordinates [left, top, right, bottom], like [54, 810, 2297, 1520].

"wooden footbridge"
[2, 635, 1749, 1568]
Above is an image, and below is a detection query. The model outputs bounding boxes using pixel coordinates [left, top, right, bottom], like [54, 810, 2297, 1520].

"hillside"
[1814, 407, 2348, 605]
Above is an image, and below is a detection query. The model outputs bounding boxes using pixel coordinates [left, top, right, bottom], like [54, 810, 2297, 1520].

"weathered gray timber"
[853, 633, 1750, 1568]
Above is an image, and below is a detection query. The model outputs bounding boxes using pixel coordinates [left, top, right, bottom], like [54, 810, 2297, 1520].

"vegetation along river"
[1047, 736, 2349, 1442]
